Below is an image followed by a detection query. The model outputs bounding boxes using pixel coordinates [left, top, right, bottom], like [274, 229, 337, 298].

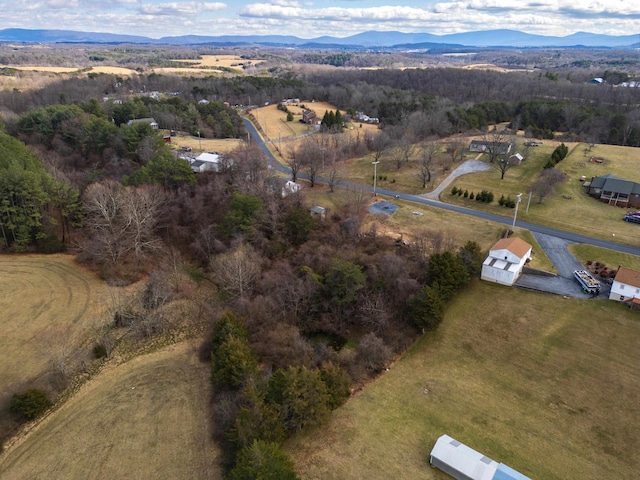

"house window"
[620, 296, 625, 301]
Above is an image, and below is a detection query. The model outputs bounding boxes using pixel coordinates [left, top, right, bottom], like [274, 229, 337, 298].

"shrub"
[469, 192, 475, 200]
[463, 190, 468, 198]
[451, 186, 459, 195]
[498, 194, 506, 206]
[10, 389, 52, 420]
[93, 343, 108, 359]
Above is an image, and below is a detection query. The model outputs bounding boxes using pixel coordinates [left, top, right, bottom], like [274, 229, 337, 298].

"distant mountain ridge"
[0, 28, 638, 48]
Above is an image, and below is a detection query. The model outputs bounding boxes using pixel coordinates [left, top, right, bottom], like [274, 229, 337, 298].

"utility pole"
[512, 192, 522, 233]
[372, 161, 380, 196]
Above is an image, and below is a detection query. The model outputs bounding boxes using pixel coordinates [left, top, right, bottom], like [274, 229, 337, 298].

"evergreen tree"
[229, 440, 300, 480]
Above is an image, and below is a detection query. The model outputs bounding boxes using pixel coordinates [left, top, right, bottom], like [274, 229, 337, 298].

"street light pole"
[372, 161, 380, 196]
[197, 130, 202, 151]
[512, 192, 522, 233]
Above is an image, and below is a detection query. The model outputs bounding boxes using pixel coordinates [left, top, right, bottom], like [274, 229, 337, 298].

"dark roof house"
[585, 174, 640, 208]
[469, 140, 512, 155]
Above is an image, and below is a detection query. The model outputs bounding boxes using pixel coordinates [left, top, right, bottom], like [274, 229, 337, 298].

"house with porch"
[584, 174, 640, 208]
[481, 237, 532, 286]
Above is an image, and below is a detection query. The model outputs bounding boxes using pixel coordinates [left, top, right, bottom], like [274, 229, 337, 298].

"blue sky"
[1, 0, 638, 39]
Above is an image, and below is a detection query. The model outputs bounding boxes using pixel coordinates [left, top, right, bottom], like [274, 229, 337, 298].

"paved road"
[242, 118, 640, 257]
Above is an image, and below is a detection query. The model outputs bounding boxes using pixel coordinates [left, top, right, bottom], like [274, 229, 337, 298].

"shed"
[310, 205, 327, 220]
[481, 237, 532, 286]
[429, 435, 498, 480]
[508, 153, 523, 165]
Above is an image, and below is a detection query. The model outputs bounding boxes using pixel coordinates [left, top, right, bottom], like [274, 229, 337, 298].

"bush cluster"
[498, 195, 517, 208]
[451, 186, 494, 203]
[10, 389, 52, 421]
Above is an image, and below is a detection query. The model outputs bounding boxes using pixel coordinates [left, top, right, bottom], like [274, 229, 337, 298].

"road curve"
[242, 118, 640, 257]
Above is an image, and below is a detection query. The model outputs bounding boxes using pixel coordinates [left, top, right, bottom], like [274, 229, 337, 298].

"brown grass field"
[286, 282, 640, 480]
[0, 341, 221, 479]
[173, 54, 265, 69]
[166, 131, 244, 154]
[443, 141, 640, 246]
[0, 255, 114, 406]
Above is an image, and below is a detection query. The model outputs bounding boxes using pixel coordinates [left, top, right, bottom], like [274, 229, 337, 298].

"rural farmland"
[286, 282, 640, 480]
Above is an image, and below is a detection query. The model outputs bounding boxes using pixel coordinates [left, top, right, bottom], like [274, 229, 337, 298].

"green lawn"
[286, 282, 640, 480]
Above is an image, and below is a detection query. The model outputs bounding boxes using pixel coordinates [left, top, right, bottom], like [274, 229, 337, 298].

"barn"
[480, 237, 532, 286]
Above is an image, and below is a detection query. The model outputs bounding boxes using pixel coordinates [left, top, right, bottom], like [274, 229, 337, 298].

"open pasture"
[0, 341, 221, 479]
[286, 282, 640, 480]
[174, 54, 266, 69]
[166, 131, 245, 154]
[440, 141, 640, 246]
[0, 255, 112, 405]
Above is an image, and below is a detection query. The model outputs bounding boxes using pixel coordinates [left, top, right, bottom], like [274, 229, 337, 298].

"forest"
[1, 45, 639, 476]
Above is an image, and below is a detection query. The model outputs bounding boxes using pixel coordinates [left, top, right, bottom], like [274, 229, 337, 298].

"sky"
[1, 0, 639, 40]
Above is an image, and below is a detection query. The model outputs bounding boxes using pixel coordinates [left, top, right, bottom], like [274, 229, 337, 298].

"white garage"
[481, 237, 532, 286]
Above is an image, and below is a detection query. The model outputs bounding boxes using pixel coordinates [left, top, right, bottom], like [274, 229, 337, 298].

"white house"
[609, 267, 640, 307]
[189, 152, 229, 173]
[481, 237, 532, 286]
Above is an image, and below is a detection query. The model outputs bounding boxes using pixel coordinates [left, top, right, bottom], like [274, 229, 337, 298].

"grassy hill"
[0, 342, 221, 479]
[286, 281, 640, 480]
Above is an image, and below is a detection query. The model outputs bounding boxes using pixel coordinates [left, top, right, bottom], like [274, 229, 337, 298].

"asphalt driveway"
[515, 232, 610, 298]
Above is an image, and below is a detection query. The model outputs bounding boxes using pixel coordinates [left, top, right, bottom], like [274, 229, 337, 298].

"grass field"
[0, 341, 222, 479]
[434, 141, 640, 246]
[166, 131, 244, 154]
[286, 282, 640, 480]
[173, 54, 265, 69]
[0, 255, 113, 406]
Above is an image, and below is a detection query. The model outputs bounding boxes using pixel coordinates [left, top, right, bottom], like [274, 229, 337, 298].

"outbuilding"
[429, 435, 498, 480]
[429, 435, 532, 480]
[481, 237, 532, 286]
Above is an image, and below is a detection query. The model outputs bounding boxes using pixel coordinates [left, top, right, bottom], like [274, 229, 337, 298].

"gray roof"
[590, 174, 640, 195]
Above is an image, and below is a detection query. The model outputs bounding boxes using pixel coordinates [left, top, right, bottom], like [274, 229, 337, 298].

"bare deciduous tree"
[210, 243, 262, 300]
[82, 181, 165, 265]
[529, 168, 568, 203]
[286, 144, 303, 183]
[416, 141, 438, 188]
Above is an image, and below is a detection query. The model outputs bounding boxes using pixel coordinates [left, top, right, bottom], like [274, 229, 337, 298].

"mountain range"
[0, 28, 638, 49]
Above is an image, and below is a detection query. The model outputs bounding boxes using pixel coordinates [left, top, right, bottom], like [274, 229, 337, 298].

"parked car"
[623, 211, 640, 224]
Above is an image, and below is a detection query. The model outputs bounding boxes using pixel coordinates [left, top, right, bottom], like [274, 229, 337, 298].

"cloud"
[139, 1, 227, 16]
[240, 4, 438, 22]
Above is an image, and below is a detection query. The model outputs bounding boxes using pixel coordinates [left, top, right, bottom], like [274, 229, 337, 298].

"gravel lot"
[515, 232, 611, 298]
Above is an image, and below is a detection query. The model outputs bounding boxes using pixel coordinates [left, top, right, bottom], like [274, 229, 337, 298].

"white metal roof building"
[429, 435, 531, 480]
[430, 435, 499, 480]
